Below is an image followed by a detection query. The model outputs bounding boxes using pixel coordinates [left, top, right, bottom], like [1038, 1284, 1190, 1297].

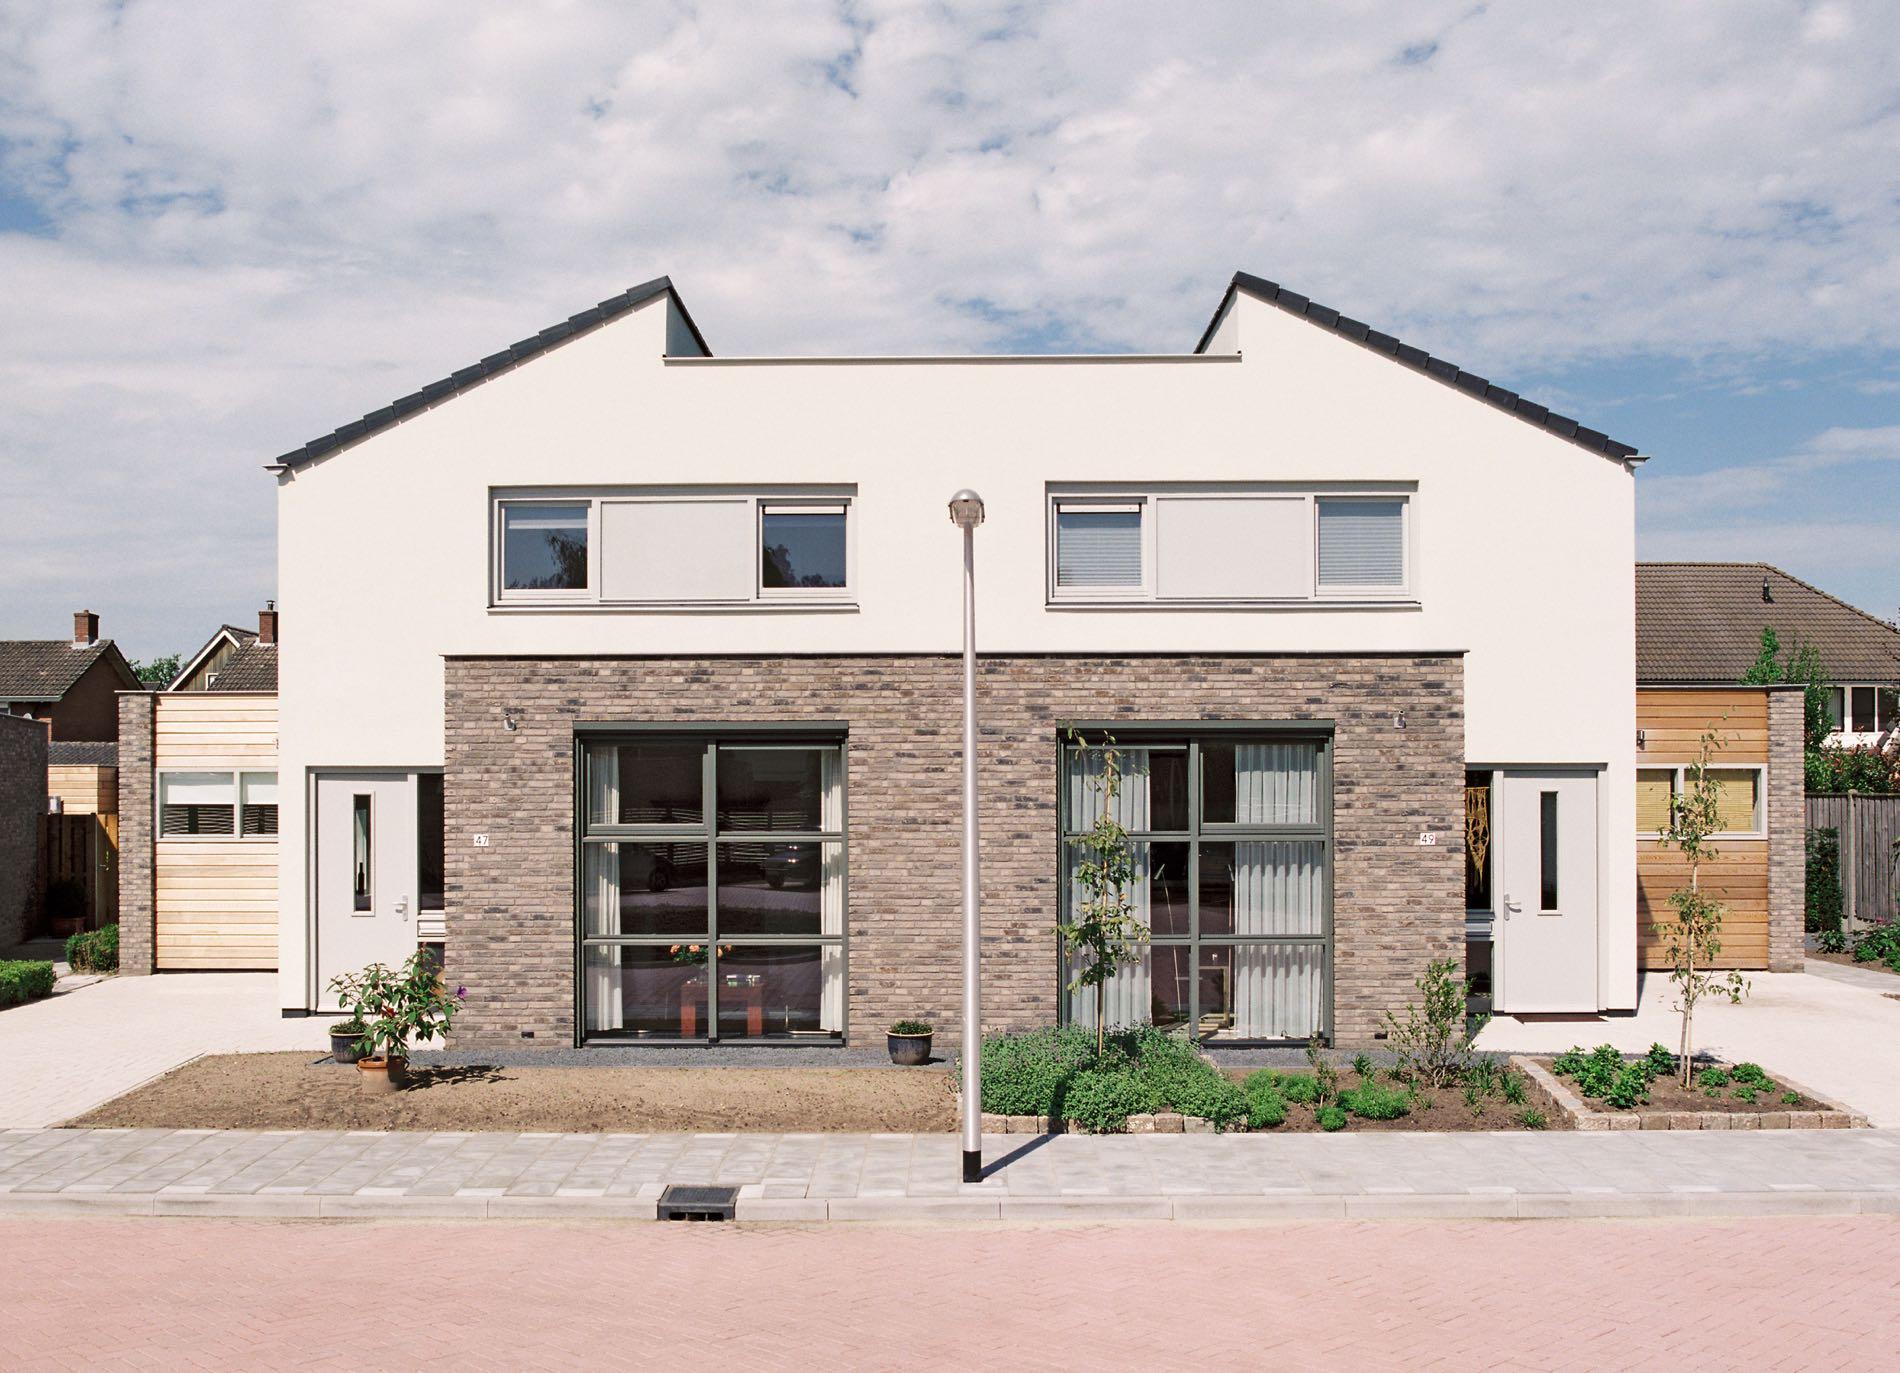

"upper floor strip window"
[1047, 487, 1413, 605]
[494, 489, 855, 608]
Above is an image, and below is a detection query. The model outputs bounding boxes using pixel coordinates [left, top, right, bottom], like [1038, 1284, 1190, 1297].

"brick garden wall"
[116, 692, 156, 975]
[1767, 686, 1806, 973]
[0, 714, 48, 948]
[442, 654, 1465, 1049]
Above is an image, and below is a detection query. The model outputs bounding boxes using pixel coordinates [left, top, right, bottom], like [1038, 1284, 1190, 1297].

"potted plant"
[328, 1019, 369, 1064]
[887, 1019, 933, 1066]
[328, 951, 465, 1093]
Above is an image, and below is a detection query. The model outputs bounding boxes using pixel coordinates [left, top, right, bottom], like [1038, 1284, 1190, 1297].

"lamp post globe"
[948, 490, 986, 529]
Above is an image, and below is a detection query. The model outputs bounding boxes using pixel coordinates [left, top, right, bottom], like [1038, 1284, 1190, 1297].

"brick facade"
[1767, 685, 1806, 972]
[442, 653, 1464, 1049]
[116, 691, 156, 975]
[0, 714, 48, 947]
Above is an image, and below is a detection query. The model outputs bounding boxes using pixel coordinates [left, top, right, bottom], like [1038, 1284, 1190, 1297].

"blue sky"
[1, 0, 1898, 660]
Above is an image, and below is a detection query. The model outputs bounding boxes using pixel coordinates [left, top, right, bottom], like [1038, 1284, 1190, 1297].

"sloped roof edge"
[1196, 271, 1645, 464]
[270, 276, 706, 473]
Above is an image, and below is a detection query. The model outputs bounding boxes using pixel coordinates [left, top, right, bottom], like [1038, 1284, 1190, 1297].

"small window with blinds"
[1316, 498, 1406, 591]
[1053, 501, 1144, 593]
[1636, 764, 1762, 836]
[240, 772, 279, 837]
[158, 772, 237, 837]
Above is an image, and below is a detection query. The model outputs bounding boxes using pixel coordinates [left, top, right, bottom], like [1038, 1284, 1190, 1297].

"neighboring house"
[0, 611, 143, 740]
[0, 714, 48, 948]
[0, 612, 141, 935]
[1637, 562, 1900, 745]
[118, 607, 280, 972]
[261, 271, 1645, 1047]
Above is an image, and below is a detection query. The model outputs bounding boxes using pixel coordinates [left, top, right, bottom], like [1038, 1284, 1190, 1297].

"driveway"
[1478, 969, 1900, 1126]
[0, 975, 328, 1128]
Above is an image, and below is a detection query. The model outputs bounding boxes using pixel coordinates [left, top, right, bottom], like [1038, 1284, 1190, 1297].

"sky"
[2, 0, 1898, 662]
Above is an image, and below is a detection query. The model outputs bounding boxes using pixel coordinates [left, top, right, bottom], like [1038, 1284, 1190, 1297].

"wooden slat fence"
[1807, 793, 1900, 929]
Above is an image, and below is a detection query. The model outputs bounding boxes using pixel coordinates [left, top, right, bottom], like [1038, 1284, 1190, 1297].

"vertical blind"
[1316, 498, 1405, 587]
[1055, 507, 1142, 587]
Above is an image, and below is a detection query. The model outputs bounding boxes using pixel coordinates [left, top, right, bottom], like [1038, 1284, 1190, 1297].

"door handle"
[1503, 896, 1521, 920]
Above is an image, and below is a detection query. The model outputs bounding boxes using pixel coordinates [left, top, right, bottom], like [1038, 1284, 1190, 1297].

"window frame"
[1634, 763, 1766, 839]
[156, 769, 279, 843]
[491, 488, 857, 610]
[1046, 484, 1415, 608]
[573, 728, 849, 1046]
[1056, 724, 1335, 1045]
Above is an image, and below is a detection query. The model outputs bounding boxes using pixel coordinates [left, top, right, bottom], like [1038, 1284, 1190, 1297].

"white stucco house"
[267, 272, 1644, 1049]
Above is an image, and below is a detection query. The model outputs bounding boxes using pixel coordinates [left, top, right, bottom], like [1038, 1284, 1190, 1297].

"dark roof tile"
[1637, 563, 1900, 684]
[0, 641, 137, 701]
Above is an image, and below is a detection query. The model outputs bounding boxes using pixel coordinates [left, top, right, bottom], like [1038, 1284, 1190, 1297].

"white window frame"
[1048, 497, 1151, 602]
[156, 770, 280, 843]
[1046, 484, 1415, 608]
[1833, 683, 1898, 735]
[490, 488, 856, 609]
[1314, 494, 1411, 600]
[1634, 763, 1766, 839]
[493, 499, 597, 605]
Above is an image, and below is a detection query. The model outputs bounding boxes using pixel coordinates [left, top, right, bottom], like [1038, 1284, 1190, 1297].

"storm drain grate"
[659, 1184, 739, 1221]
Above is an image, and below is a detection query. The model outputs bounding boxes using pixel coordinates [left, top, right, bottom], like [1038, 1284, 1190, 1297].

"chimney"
[258, 601, 278, 645]
[73, 610, 99, 646]
[1761, 576, 1773, 604]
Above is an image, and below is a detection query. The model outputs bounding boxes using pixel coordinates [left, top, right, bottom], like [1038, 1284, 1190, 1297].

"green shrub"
[1278, 1072, 1322, 1105]
[1552, 1046, 1589, 1078]
[1851, 922, 1900, 965]
[1058, 1067, 1156, 1132]
[1339, 1080, 1410, 1121]
[1643, 1043, 1677, 1079]
[1815, 929, 1848, 955]
[1500, 1072, 1527, 1106]
[1734, 1085, 1759, 1104]
[1516, 1107, 1548, 1130]
[1572, 1045, 1625, 1099]
[1806, 828, 1843, 935]
[1697, 1067, 1730, 1091]
[1350, 1051, 1374, 1079]
[1316, 1104, 1348, 1132]
[1730, 1062, 1768, 1087]
[1781, 1090, 1801, 1106]
[1600, 1064, 1650, 1110]
[972, 1025, 1098, 1115]
[1244, 1079, 1288, 1130]
[1463, 1057, 1501, 1096]
[1462, 1080, 1485, 1116]
[65, 924, 119, 973]
[889, 1019, 932, 1035]
[0, 960, 56, 1008]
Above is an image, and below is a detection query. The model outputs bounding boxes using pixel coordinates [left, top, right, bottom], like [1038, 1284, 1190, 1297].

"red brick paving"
[5, 1217, 1899, 1370]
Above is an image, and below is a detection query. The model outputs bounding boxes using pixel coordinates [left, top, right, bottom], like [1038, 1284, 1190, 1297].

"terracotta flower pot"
[356, 1054, 408, 1093]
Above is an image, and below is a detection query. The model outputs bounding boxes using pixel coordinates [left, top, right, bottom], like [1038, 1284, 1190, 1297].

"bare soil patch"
[1808, 949, 1900, 977]
[68, 1053, 955, 1133]
[1215, 1070, 1570, 1133]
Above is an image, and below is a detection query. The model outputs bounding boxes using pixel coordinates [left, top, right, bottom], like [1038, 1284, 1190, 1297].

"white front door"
[314, 771, 419, 1008]
[1495, 770, 1599, 1013]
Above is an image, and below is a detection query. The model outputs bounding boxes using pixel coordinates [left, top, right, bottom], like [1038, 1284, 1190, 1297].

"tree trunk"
[1095, 973, 1105, 1057]
[1680, 860, 1699, 1087]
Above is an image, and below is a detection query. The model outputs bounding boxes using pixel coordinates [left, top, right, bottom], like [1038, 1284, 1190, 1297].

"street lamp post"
[948, 489, 986, 1183]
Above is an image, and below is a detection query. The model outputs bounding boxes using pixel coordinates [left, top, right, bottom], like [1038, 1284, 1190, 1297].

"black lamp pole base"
[962, 1150, 982, 1183]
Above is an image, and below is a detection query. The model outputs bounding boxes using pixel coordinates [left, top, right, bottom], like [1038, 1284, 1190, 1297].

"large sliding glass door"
[1060, 730, 1331, 1043]
[578, 733, 846, 1043]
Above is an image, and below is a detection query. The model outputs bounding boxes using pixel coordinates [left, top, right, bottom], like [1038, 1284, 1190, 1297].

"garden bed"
[1519, 1044, 1866, 1130]
[67, 1053, 955, 1133]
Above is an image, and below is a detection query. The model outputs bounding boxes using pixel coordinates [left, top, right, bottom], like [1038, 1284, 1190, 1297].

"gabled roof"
[0, 640, 140, 702]
[1637, 562, 1900, 685]
[169, 624, 276, 693]
[1196, 272, 1645, 463]
[271, 276, 707, 474]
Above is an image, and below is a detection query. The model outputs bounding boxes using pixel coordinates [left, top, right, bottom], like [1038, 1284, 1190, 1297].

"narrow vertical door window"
[352, 794, 373, 913]
[1538, 791, 1559, 912]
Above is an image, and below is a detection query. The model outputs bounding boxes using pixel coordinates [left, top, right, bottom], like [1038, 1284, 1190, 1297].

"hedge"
[0, 961, 56, 1008]
[65, 923, 119, 973]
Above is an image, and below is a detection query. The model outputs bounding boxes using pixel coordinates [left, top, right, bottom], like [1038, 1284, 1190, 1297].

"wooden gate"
[1807, 793, 1900, 929]
[37, 812, 119, 934]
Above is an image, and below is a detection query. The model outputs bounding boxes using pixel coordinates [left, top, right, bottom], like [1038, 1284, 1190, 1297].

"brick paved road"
[5, 1216, 1898, 1370]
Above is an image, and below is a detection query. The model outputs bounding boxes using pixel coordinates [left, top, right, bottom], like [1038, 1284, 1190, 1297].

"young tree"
[1655, 725, 1750, 1085]
[1059, 728, 1148, 1055]
[1741, 626, 1833, 750]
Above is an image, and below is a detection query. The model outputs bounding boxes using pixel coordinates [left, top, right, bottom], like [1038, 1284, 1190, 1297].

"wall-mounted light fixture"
[1394, 710, 1406, 730]
[1636, 728, 1647, 750]
[502, 709, 519, 733]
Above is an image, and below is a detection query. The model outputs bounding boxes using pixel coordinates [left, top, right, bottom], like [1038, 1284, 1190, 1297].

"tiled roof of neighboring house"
[1636, 563, 1900, 685]
[48, 741, 118, 767]
[0, 640, 134, 702]
[202, 642, 277, 692]
[1196, 272, 1645, 463]
[272, 276, 705, 474]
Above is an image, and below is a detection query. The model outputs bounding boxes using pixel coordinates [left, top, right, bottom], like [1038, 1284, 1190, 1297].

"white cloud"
[1638, 424, 1900, 521]
[3, 0, 1900, 651]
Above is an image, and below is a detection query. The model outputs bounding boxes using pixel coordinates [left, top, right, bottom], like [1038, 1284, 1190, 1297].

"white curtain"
[1229, 841, 1324, 1038]
[819, 748, 845, 1032]
[586, 748, 622, 1033]
[1233, 742, 1318, 825]
[1067, 747, 1153, 1031]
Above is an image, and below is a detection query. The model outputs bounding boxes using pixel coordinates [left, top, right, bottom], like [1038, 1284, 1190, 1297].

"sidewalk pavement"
[1477, 969, 1900, 1127]
[0, 974, 328, 1128]
[5, 1125, 1899, 1222]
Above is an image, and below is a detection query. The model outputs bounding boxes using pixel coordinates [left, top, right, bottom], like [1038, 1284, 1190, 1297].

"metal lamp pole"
[948, 489, 986, 1183]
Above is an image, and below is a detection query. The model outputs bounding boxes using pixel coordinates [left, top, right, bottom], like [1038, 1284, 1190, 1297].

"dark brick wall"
[1767, 686, 1805, 972]
[116, 691, 156, 975]
[0, 714, 47, 947]
[442, 654, 1465, 1049]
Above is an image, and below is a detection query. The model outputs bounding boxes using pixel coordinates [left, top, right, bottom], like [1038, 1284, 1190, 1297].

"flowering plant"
[669, 942, 732, 967]
[328, 951, 466, 1061]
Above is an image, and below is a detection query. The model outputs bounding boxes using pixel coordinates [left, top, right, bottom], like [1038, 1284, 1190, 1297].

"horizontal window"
[1049, 488, 1412, 605]
[494, 490, 854, 607]
[1831, 685, 1898, 733]
[159, 771, 277, 840]
[1634, 765, 1762, 836]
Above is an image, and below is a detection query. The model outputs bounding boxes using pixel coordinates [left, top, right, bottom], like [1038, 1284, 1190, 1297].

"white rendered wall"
[276, 290, 1638, 1011]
